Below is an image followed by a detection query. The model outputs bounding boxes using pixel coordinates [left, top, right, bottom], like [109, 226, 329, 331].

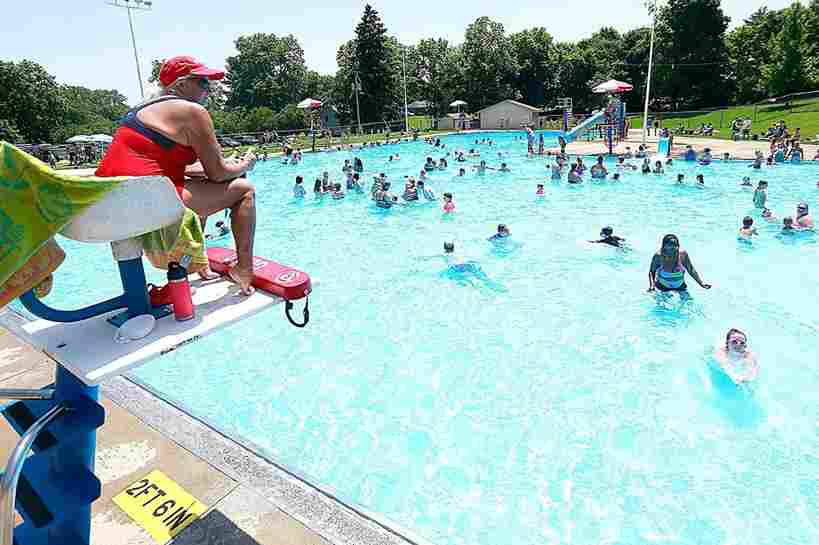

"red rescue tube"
[206, 247, 311, 301]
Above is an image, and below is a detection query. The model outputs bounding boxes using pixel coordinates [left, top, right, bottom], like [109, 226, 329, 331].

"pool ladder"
[0, 366, 104, 545]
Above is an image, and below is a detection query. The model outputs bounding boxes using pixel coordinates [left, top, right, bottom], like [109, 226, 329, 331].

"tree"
[351, 5, 396, 123]
[0, 60, 67, 142]
[655, 0, 730, 109]
[619, 27, 652, 111]
[410, 38, 457, 117]
[52, 86, 129, 142]
[509, 28, 558, 107]
[460, 17, 516, 110]
[225, 33, 307, 111]
[726, 8, 784, 103]
[763, 3, 805, 97]
[304, 71, 335, 101]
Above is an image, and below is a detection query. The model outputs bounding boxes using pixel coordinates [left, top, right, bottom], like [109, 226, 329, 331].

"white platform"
[0, 278, 282, 385]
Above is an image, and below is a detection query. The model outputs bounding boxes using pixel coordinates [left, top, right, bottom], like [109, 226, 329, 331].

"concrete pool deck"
[0, 324, 423, 545]
[553, 129, 819, 160]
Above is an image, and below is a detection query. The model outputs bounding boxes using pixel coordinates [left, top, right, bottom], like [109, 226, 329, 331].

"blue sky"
[3, 0, 795, 105]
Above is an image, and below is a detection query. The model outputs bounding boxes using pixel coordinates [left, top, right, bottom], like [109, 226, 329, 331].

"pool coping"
[103, 373, 439, 545]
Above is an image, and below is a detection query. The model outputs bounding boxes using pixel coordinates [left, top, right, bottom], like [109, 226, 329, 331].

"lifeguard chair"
[0, 175, 286, 544]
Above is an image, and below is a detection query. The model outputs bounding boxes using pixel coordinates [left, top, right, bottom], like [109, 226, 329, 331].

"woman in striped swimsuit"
[648, 234, 712, 293]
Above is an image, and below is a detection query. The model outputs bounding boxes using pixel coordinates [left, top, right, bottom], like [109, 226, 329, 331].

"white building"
[477, 99, 541, 129]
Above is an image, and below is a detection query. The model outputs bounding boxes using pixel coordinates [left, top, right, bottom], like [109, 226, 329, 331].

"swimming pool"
[43, 132, 819, 544]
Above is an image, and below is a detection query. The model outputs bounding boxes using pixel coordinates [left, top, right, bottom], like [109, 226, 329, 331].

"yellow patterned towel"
[0, 142, 120, 308]
[0, 142, 207, 310]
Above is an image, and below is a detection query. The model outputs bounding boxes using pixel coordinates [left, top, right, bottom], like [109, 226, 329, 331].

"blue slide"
[656, 136, 671, 157]
[563, 110, 607, 143]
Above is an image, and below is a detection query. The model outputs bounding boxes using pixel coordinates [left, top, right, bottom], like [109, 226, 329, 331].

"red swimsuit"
[96, 96, 197, 197]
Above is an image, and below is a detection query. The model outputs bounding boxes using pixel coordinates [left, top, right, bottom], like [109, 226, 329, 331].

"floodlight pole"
[107, 0, 152, 99]
[126, 7, 144, 98]
[402, 47, 409, 132]
[642, 0, 657, 146]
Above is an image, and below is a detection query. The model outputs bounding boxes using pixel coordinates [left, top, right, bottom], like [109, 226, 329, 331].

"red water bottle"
[167, 259, 194, 321]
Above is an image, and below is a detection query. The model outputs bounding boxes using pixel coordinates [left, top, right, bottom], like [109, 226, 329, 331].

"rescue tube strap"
[285, 297, 309, 328]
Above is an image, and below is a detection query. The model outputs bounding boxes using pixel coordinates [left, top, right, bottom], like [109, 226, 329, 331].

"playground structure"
[0, 169, 292, 544]
[560, 80, 632, 154]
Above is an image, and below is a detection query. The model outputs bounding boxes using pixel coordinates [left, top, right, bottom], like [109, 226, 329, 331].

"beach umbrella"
[297, 98, 322, 109]
[449, 99, 467, 113]
[408, 100, 431, 111]
[88, 134, 113, 143]
[66, 135, 92, 143]
[593, 79, 634, 94]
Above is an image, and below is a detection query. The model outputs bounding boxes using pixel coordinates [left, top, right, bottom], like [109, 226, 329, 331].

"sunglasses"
[193, 77, 211, 91]
[729, 338, 746, 346]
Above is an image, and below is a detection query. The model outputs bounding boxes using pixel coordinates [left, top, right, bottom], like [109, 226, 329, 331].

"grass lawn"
[628, 98, 819, 142]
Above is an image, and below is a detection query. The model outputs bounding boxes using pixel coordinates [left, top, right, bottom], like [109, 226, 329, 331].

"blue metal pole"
[50, 365, 99, 544]
[118, 258, 151, 319]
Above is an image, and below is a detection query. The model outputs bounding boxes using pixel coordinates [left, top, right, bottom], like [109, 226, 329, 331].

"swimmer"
[349, 173, 363, 193]
[684, 145, 697, 161]
[653, 160, 664, 174]
[443, 192, 455, 213]
[293, 175, 306, 198]
[666, 157, 673, 167]
[439, 157, 448, 169]
[536, 183, 545, 195]
[313, 178, 323, 199]
[499, 162, 511, 172]
[795, 202, 814, 229]
[740, 176, 752, 187]
[402, 178, 419, 201]
[752, 180, 768, 208]
[699, 148, 712, 165]
[474, 160, 490, 174]
[332, 183, 345, 200]
[739, 216, 757, 237]
[567, 164, 583, 184]
[206, 220, 230, 240]
[612, 173, 621, 182]
[714, 329, 759, 384]
[424, 156, 436, 171]
[487, 224, 510, 242]
[550, 160, 563, 180]
[750, 150, 763, 169]
[696, 174, 705, 187]
[342, 159, 352, 173]
[589, 226, 625, 248]
[419, 169, 428, 181]
[417, 179, 436, 200]
[722, 152, 731, 161]
[321, 171, 331, 192]
[782, 216, 796, 233]
[648, 234, 711, 293]
[458, 168, 466, 177]
[623, 146, 633, 159]
[590, 156, 608, 179]
[676, 173, 685, 185]
[373, 181, 397, 208]
[641, 158, 651, 174]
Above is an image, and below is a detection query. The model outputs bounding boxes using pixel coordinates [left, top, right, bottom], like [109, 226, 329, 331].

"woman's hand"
[701, 283, 712, 289]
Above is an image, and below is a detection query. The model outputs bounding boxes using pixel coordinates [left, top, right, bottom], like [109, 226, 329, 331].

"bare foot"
[227, 265, 255, 296]
[198, 266, 220, 281]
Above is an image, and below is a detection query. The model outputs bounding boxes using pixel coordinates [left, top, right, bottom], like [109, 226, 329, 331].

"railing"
[0, 403, 68, 545]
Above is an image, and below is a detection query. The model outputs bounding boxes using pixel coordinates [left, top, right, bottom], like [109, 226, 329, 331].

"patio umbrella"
[65, 135, 92, 143]
[449, 99, 468, 113]
[593, 79, 634, 94]
[88, 134, 113, 143]
[408, 100, 431, 111]
[297, 98, 322, 109]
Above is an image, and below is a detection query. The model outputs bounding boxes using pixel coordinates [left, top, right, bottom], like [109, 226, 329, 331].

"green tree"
[0, 119, 22, 143]
[52, 86, 129, 142]
[304, 71, 335, 101]
[0, 60, 67, 142]
[554, 43, 598, 111]
[799, 1, 819, 88]
[655, 0, 730, 108]
[619, 27, 652, 111]
[225, 33, 307, 111]
[352, 5, 396, 123]
[763, 3, 805, 97]
[410, 38, 457, 117]
[460, 17, 516, 110]
[509, 28, 558, 107]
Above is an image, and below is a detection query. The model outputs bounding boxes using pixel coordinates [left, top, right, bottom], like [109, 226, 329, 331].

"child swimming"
[293, 175, 306, 198]
[443, 192, 455, 213]
[714, 328, 759, 384]
[536, 183, 544, 195]
[738, 216, 757, 237]
[589, 226, 625, 248]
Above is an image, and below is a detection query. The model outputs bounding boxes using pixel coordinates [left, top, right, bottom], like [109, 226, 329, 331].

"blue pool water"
[43, 132, 819, 544]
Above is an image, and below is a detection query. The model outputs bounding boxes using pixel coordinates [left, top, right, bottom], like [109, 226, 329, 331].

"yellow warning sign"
[113, 470, 207, 543]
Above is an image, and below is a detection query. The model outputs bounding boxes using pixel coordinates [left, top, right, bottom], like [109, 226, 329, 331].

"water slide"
[563, 110, 607, 143]
[656, 136, 671, 157]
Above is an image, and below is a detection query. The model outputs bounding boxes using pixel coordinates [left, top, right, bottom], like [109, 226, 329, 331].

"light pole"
[353, 70, 363, 135]
[642, 0, 658, 146]
[402, 47, 409, 132]
[106, 0, 153, 100]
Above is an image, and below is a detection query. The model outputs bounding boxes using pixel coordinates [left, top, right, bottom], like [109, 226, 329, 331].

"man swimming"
[795, 202, 814, 229]
[487, 224, 510, 242]
[589, 226, 625, 248]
